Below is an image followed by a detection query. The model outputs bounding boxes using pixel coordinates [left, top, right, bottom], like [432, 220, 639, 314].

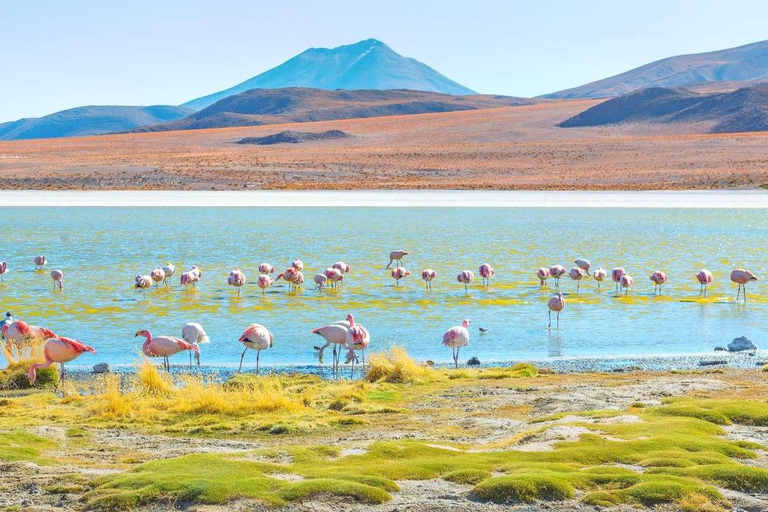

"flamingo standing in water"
[135, 275, 152, 293]
[237, 324, 273, 374]
[593, 268, 607, 289]
[650, 271, 668, 294]
[569, 267, 586, 293]
[324, 268, 343, 289]
[135, 329, 198, 371]
[3, 320, 56, 362]
[0, 261, 7, 282]
[314, 273, 327, 290]
[182, 322, 210, 366]
[291, 259, 304, 271]
[479, 264, 495, 286]
[391, 266, 411, 285]
[422, 269, 437, 290]
[333, 262, 351, 274]
[696, 269, 713, 296]
[150, 268, 165, 287]
[620, 274, 634, 295]
[277, 267, 299, 289]
[180, 271, 199, 292]
[457, 270, 474, 292]
[345, 314, 370, 374]
[731, 269, 758, 302]
[611, 267, 626, 292]
[228, 268, 246, 296]
[575, 259, 592, 276]
[50, 270, 64, 291]
[537, 267, 550, 287]
[547, 292, 566, 330]
[259, 263, 276, 275]
[34, 255, 47, 270]
[312, 319, 350, 371]
[442, 319, 470, 369]
[28, 336, 96, 386]
[386, 250, 408, 269]
[162, 263, 175, 287]
[257, 274, 274, 295]
[549, 265, 566, 287]
[293, 271, 305, 289]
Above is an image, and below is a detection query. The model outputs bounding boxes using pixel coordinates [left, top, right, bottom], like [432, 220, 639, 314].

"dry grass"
[365, 347, 439, 384]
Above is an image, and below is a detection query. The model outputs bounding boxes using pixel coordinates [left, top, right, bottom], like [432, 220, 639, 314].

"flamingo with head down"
[161, 263, 175, 287]
[731, 269, 758, 302]
[182, 322, 209, 366]
[575, 259, 591, 276]
[421, 269, 436, 290]
[28, 336, 95, 386]
[34, 255, 47, 270]
[135, 275, 152, 293]
[135, 329, 198, 371]
[50, 270, 64, 291]
[324, 268, 343, 289]
[386, 250, 408, 269]
[314, 273, 327, 290]
[442, 319, 470, 369]
[696, 269, 713, 296]
[312, 319, 350, 371]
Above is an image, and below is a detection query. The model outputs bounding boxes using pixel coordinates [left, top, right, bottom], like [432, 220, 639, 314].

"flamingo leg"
[557, 311, 560, 330]
[238, 348, 247, 373]
[256, 349, 260, 374]
[577, 281, 580, 293]
[744, 284, 748, 302]
[456, 346, 460, 369]
[548, 310, 551, 329]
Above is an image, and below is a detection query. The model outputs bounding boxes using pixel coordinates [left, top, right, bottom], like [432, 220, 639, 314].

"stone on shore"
[728, 336, 756, 352]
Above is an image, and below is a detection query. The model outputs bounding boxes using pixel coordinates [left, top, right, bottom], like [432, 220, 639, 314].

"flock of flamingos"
[0, 250, 760, 384]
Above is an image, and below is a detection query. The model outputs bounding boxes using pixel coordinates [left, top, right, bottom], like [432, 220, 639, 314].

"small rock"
[425, 360, 435, 367]
[467, 357, 481, 366]
[728, 336, 757, 352]
[699, 360, 727, 366]
[93, 362, 110, 373]
[714, 346, 727, 351]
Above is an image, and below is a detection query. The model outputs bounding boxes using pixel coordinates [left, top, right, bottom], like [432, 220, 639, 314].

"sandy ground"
[2, 99, 768, 190]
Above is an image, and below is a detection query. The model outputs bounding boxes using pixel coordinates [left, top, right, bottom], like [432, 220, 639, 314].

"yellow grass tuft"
[137, 361, 174, 396]
[365, 347, 439, 384]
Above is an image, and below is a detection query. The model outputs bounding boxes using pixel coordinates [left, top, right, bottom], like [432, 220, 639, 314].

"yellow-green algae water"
[0, 207, 766, 368]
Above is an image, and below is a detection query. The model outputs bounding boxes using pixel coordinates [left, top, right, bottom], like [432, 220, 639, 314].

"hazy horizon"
[2, 0, 768, 122]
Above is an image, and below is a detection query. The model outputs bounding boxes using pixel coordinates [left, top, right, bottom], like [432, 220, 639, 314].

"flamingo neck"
[462, 320, 469, 328]
[347, 315, 355, 327]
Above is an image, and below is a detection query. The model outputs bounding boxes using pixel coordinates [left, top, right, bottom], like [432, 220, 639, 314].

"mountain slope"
[545, 39, 768, 99]
[138, 87, 529, 133]
[182, 39, 475, 110]
[559, 84, 768, 133]
[0, 105, 194, 140]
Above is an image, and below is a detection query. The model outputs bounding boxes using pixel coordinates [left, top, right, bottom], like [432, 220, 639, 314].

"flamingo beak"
[134, 330, 143, 337]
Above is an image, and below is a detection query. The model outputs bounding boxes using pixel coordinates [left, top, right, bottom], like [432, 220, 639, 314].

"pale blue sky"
[1, 0, 767, 122]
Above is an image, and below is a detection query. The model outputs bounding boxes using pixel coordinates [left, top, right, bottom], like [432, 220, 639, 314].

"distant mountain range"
[559, 84, 768, 133]
[544, 39, 768, 99]
[134, 88, 529, 133]
[181, 39, 475, 110]
[0, 105, 193, 141]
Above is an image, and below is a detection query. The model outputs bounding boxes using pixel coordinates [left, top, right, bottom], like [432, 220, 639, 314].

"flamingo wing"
[58, 337, 96, 354]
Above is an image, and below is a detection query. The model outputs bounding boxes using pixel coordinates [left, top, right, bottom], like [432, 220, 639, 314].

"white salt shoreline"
[1, 189, 768, 208]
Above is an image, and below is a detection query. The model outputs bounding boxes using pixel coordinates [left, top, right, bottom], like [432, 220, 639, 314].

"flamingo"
[277, 267, 299, 289]
[569, 267, 586, 293]
[0, 261, 7, 282]
[391, 266, 411, 285]
[547, 292, 566, 330]
[696, 269, 713, 296]
[537, 267, 550, 287]
[479, 264, 495, 286]
[162, 263, 175, 287]
[549, 265, 566, 287]
[620, 274, 634, 295]
[0, 313, 11, 337]
[258, 263, 276, 275]
[575, 259, 592, 276]
[182, 322, 210, 366]
[345, 314, 370, 374]
[593, 268, 607, 289]
[457, 270, 474, 292]
[34, 255, 47, 270]
[293, 271, 305, 289]
[28, 336, 95, 386]
[188, 266, 203, 280]
[650, 271, 668, 295]
[442, 319, 470, 369]
[386, 250, 408, 269]
[731, 269, 758, 302]
[314, 273, 327, 290]
[291, 259, 304, 271]
[421, 269, 437, 290]
[237, 324, 273, 374]
[312, 319, 351, 371]
[50, 270, 64, 291]
[228, 268, 246, 296]
[257, 274, 274, 295]
[333, 262, 351, 274]
[324, 268, 343, 289]
[2, 320, 57, 362]
[150, 268, 165, 287]
[611, 267, 626, 292]
[135, 329, 198, 371]
[135, 274, 152, 293]
[180, 271, 199, 292]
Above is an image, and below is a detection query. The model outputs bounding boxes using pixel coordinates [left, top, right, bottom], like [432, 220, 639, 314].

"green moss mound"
[0, 363, 58, 390]
[472, 474, 574, 503]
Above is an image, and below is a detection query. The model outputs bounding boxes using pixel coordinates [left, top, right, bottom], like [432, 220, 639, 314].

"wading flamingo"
[150, 268, 164, 287]
[312, 319, 350, 371]
[386, 250, 408, 269]
[257, 274, 274, 294]
[34, 255, 47, 270]
[422, 269, 437, 290]
[182, 322, 210, 366]
[228, 268, 246, 296]
[314, 273, 327, 290]
[537, 267, 550, 287]
[620, 274, 634, 295]
[135, 329, 198, 371]
[135, 275, 152, 293]
[50, 270, 64, 291]
[277, 267, 299, 289]
[259, 263, 276, 275]
[0, 261, 7, 282]
[333, 262, 351, 274]
[28, 336, 95, 386]
[391, 266, 411, 285]
[457, 270, 474, 292]
[611, 267, 626, 292]
[162, 263, 175, 287]
[547, 292, 566, 330]
[324, 268, 343, 289]
[291, 259, 304, 271]
[237, 324, 273, 374]
[188, 266, 203, 280]
[731, 269, 758, 302]
[650, 271, 668, 294]
[479, 264, 495, 286]
[575, 259, 592, 276]
[293, 271, 305, 289]
[3, 320, 56, 362]
[442, 319, 470, 369]
[593, 268, 607, 289]
[345, 314, 370, 374]
[549, 265, 566, 287]
[696, 269, 713, 296]
[569, 267, 586, 293]
[180, 271, 199, 292]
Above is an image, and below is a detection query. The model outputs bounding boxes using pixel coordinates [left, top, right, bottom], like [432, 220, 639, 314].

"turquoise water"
[1, 207, 767, 369]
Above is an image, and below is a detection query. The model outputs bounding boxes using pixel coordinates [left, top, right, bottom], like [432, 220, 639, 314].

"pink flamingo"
[135, 274, 152, 293]
[293, 271, 305, 289]
[611, 267, 626, 292]
[28, 336, 95, 386]
[34, 255, 47, 270]
[549, 265, 566, 288]
[391, 266, 411, 285]
[575, 259, 592, 276]
[3, 320, 57, 362]
[314, 273, 327, 290]
[150, 268, 165, 287]
[324, 268, 343, 289]
[479, 264, 495, 286]
[696, 269, 713, 296]
[135, 329, 199, 371]
[50, 270, 64, 291]
[442, 319, 470, 369]
[421, 269, 437, 290]
[180, 270, 199, 292]
[386, 250, 409, 269]
[258, 263, 276, 274]
[312, 319, 350, 371]
[345, 314, 370, 374]
[277, 267, 300, 290]
[237, 324, 273, 374]
[537, 267, 550, 287]
[620, 274, 634, 295]
[181, 322, 209, 366]
[457, 270, 474, 292]
[650, 271, 668, 294]
[257, 274, 274, 295]
[569, 267, 586, 293]
[333, 262, 351, 274]
[228, 268, 246, 296]
[593, 268, 607, 289]
[188, 266, 203, 280]
[731, 269, 758, 302]
[291, 259, 304, 271]
[547, 292, 566, 330]
[162, 263, 175, 287]
[0, 261, 7, 282]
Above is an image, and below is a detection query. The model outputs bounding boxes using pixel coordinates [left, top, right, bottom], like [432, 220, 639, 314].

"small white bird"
[182, 322, 210, 366]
